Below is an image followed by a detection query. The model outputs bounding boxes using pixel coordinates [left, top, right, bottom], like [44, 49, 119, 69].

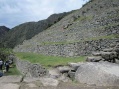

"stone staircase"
[86, 42, 119, 63]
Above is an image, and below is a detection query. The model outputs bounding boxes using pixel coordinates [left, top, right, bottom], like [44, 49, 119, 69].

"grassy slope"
[15, 52, 86, 68]
[4, 66, 21, 75]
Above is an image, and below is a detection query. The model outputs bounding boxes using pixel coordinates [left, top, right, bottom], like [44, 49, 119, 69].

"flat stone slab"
[0, 83, 20, 89]
[103, 48, 114, 52]
[23, 77, 40, 83]
[26, 83, 37, 88]
[86, 56, 103, 62]
[40, 77, 59, 87]
[0, 75, 23, 83]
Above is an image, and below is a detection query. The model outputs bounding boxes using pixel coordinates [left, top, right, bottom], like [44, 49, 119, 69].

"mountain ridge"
[0, 26, 10, 41]
[1, 12, 71, 48]
[14, 0, 119, 57]
[0, 26, 10, 36]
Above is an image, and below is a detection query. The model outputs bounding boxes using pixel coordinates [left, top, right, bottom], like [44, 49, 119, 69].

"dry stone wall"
[15, 57, 47, 78]
[14, 39, 119, 57]
[35, 39, 119, 57]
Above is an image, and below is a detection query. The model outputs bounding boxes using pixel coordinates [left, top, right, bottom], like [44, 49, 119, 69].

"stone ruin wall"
[37, 39, 119, 57]
[14, 38, 119, 57]
[15, 57, 47, 78]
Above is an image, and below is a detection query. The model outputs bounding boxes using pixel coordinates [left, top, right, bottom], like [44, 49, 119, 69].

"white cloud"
[0, 0, 89, 28]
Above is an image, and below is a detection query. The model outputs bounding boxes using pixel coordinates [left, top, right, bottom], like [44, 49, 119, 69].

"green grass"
[15, 52, 86, 68]
[4, 65, 21, 75]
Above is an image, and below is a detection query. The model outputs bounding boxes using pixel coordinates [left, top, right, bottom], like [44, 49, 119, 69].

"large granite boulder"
[75, 62, 119, 86]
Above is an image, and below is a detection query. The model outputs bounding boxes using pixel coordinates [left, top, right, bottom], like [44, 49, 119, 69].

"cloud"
[0, 0, 89, 28]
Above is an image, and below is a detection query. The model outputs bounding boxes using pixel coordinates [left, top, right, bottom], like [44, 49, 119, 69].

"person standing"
[0, 59, 3, 70]
[5, 61, 9, 72]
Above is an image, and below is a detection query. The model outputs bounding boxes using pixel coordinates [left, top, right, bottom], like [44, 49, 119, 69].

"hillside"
[2, 12, 70, 48]
[0, 26, 10, 47]
[0, 26, 10, 39]
[14, 0, 119, 57]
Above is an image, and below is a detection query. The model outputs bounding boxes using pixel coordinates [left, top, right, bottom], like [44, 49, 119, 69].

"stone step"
[68, 62, 84, 70]
[100, 51, 118, 63]
[86, 56, 104, 62]
[103, 48, 114, 52]
[100, 51, 118, 60]
[92, 52, 101, 56]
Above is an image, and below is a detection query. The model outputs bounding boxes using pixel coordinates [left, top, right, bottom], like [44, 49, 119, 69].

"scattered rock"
[68, 62, 85, 70]
[68, 70, 75, 80]
[75, 62, 119, 86]
[48, 69, 61, 79]
[57, 66, 72, 73]
[86, 56, 103, 62]
[58, 74, 71, 82]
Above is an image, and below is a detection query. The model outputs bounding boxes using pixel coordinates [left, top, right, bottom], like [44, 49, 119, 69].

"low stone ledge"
[15, 57, 48, 78]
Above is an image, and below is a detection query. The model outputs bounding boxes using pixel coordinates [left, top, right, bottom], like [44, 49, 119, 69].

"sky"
[0, 0, 89, 28]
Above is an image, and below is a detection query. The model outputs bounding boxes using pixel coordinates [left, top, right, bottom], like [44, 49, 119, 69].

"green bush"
[0, 48, 13, 61]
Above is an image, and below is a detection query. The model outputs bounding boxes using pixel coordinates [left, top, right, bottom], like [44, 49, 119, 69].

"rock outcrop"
[75, 62, 119, 86]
